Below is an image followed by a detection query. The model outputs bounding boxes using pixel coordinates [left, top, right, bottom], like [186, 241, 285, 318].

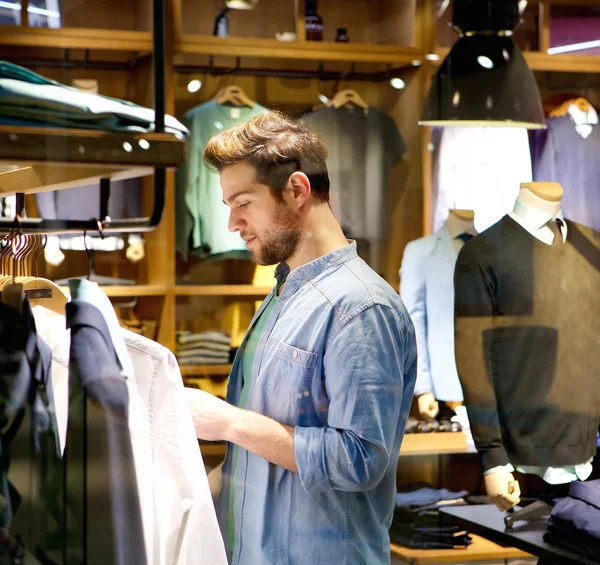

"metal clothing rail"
[175, 60, 410, 83]
[0, 0, 168, 236]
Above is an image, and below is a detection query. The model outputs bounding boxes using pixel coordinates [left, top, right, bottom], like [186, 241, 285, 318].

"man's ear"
[288, 171, 311, 208]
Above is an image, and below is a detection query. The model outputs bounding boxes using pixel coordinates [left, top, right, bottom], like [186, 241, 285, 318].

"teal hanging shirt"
[175, 101, 267, 259]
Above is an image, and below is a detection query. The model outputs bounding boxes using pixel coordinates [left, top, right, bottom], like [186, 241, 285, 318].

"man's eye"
[239, 202, 250, 209]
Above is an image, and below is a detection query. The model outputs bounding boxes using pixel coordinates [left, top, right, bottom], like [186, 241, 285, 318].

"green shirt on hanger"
[175, 101, 267, 259]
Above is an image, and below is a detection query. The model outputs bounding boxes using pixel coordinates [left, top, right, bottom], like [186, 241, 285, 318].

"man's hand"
[185, 388, 298, 473]
[185, 388, 238, 442]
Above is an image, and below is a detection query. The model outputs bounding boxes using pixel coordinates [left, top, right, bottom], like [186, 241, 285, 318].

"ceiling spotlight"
[122, 142, 133, 153]
[390, 78, 406, 90]
[420, 0, 544, 129]
[187, 79, 202, 93]
[318, 93, 329, 104]
[138, 139, 150, 150]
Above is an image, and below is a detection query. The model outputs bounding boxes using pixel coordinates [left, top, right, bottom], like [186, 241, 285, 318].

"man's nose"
[228, 209, 242, 233]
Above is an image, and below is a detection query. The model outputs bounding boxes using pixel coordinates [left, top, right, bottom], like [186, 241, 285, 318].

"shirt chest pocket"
[266, 342, 317, 405]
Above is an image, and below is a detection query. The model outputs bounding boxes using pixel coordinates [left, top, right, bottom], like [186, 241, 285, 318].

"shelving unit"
[0, 27, 153, 51]
[176, 36, 424, 67]
[181, 365, 232, 377]
[391, 536, 531, 564]
[58, 285, 168, 297]
[199, 433, 474, 459]
[176, 285, 273, 297]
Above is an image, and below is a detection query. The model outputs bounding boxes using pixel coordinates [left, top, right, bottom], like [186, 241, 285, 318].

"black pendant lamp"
[420, 0, 545, 129]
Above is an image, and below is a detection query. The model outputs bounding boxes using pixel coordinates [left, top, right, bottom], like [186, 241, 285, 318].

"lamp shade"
[420, 35, 545, 129]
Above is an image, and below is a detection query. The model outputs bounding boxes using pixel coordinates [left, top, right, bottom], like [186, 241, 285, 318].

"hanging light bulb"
[226, 0, 259, 9]
[390, 78, 406, 90]
[187, 79, 202, 93]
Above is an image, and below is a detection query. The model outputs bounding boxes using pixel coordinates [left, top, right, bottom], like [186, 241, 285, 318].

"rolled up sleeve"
[294, 304, 414, 494]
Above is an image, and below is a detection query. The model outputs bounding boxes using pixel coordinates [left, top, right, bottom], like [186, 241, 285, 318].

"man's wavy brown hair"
[203, 110, 330, 203]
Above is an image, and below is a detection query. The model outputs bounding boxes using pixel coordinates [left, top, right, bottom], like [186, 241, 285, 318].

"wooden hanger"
[214, 85, 255, 108]
[544, 93, 596, 118]
[0, 233, 68, 315]
[326, 89, 369, 110]
[548, 97, 592, 118]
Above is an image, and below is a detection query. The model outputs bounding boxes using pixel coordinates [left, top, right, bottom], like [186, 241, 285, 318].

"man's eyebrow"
[223, 190, 253, 205]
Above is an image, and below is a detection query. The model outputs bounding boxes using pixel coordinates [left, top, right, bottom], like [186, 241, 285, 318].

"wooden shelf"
[0, 127, 185, 195]
[391, 535, 531, 564]
[399, 433, 475, 457]
[58, 284, 168, 297]
[435, 46, 600, 73]
[176, 285, 273, 297]
[0, 26, 152, 51]
[182, 365, 232, 377]
[196, 433, 474, 460]
[200, 443, 228, 457]
[177, 36, 423, 67]
[524, 51, 600, 73]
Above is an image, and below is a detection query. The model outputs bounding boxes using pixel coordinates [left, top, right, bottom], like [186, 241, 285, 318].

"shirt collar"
[512, 198, 567, 234]
[275, 241, 358, 293]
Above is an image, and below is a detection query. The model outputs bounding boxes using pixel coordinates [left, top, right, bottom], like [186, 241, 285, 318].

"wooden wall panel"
[58, 0, 149, 31]
[179, 0, 296, 39]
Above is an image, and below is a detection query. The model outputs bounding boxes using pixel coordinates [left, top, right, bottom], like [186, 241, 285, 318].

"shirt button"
[292, 351, 298, 359]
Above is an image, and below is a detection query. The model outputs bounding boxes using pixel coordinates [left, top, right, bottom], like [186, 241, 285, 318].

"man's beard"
[253, 203, 302, 265]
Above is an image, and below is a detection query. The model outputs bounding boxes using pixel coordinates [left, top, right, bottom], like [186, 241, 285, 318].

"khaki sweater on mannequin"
[454, 216, 600, 472]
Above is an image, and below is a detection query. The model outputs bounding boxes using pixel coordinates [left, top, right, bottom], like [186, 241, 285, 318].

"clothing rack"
[175, 60, 413, 83]
[0, 0, 172, 236]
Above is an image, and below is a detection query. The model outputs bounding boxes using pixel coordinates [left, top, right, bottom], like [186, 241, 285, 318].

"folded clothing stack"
[176, 331, 231, 365]
[390, 486, 472, 550]
[405, 417, 462, 434]
[0, 61, 189, 135]
[544, 479, 600, 561]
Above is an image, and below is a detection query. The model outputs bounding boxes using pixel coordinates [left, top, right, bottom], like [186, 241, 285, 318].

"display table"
[441, 505, 600, 565]
[391, 534, 531, 564]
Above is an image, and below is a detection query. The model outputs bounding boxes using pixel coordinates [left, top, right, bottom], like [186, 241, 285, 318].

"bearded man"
[186, 110, 417, 565]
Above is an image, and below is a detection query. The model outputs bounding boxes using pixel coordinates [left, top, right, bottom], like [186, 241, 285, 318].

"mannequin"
[455, 181, 599, 512]
[400, 209, 475, 420]
[484, 182, 567, 511]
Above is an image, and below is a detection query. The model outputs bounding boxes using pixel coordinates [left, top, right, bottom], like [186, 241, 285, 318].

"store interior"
[0, 0, 599, 564]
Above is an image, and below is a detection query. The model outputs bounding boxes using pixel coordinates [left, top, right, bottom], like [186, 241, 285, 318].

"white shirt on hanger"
[33, 305, 227, 565]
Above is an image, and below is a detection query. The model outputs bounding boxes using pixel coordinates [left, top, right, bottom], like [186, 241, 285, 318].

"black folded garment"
[390, 507, 472, 550]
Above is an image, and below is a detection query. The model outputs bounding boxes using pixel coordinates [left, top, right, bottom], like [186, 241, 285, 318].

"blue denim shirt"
[216, 242, 417, 565]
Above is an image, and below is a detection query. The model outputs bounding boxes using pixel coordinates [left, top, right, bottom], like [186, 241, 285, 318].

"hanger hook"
[10, 214, 22, 283]
[96, 219, 105, 240]
[83, 228, 92, 281]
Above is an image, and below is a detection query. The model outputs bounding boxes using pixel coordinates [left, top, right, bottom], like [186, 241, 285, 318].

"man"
[186, 111, 417, 565]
